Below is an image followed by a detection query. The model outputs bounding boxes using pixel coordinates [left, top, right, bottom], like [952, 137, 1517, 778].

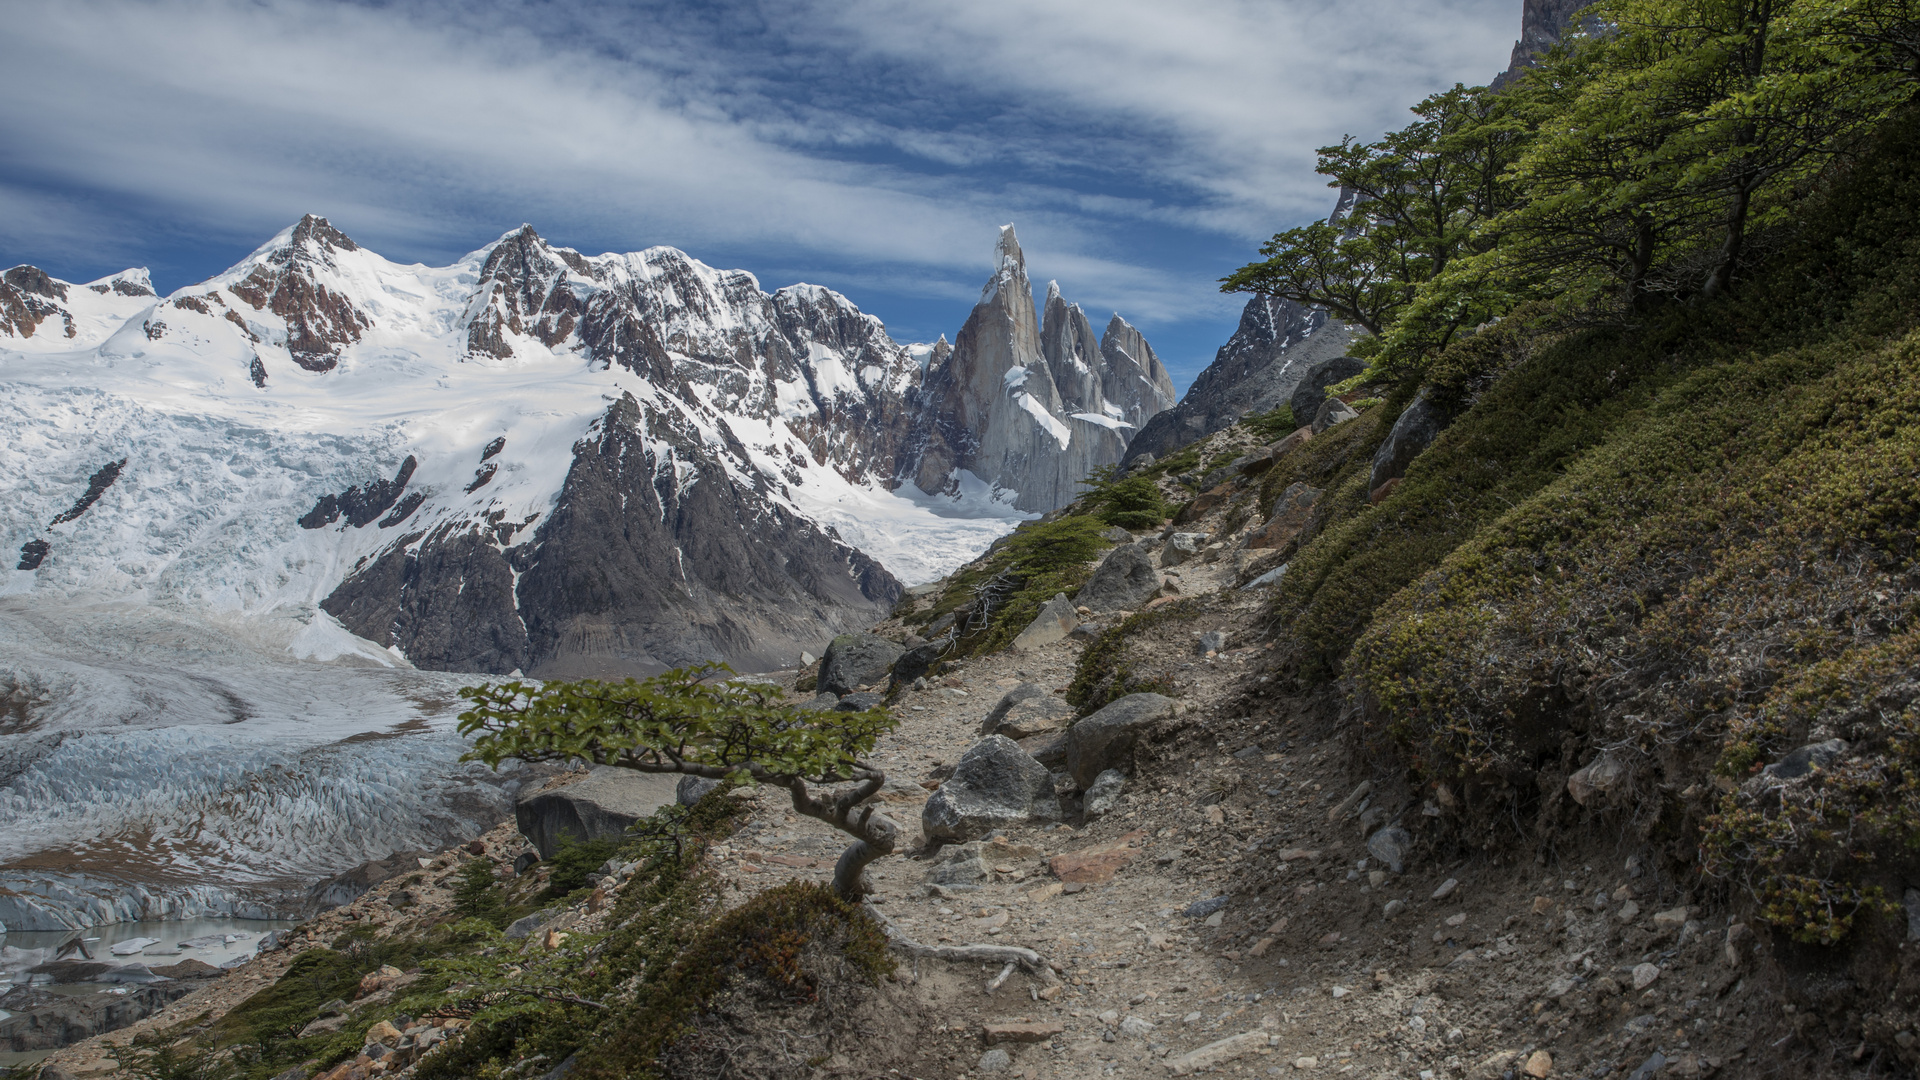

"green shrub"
[1078, 466, 1170, 530]
[452, 857, 509, 925]
[1065, 600, 1202, 713]
[1239, 404, 1297, 442]
[543, 836, 624, 899]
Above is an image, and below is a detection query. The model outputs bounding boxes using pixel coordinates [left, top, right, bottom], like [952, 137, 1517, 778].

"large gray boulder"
[1074, 543, 1161, 613]
[515, 767, 678, 859]
[890, 640, 945, 688]
[1065, 693, 1179, 790]
[819, 632, 905, 695]
[1011, 593, 1078, 650]
[1367, 392, 1448, 492]
[1287, 355, 1367, 423]
[1159, 532, 1208, 568]
[922, 735, 1061, 842]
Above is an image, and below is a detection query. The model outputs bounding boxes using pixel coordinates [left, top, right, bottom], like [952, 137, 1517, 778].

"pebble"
[1293, 1056, 1318, 1069]
[1383, 899, 1407, 919]
[1431, 878, 1459, 900]
[1330, 985, 1350, 998]
[1524, 1049, 1553, 1077]
[1618, 899, 1641, 921]
[977, 1048, 1012, 1073]
[1632, 962, 1662, 990]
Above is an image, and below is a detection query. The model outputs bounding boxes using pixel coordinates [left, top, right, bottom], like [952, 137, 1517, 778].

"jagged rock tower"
[909, 226, 1174, 512]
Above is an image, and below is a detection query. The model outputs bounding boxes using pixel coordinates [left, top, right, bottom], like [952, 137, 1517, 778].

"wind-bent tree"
[458, 665, 899, 901]
[1222, 84, 1528, 356]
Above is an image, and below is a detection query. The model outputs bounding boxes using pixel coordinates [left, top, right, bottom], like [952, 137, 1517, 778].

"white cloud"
[0, 0, 1518, 334]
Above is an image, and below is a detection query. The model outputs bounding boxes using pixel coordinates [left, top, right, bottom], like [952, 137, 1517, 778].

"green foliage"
[1302, 110, 1920, 941]
[1066, 601, 1203, 713]
[1238, 404, 1298, 442]
[578, 882, 892, 1080]
[940, 515, 1115, 656]
[452, 858, 508, 926]
[542, 836, 623, 899]
[1079, 465, 1171, 530]
[459, 664, 896, 787]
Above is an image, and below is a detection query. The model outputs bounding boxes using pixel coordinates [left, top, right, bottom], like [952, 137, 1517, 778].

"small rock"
[1632, 962, 1661, 990]
[675, 775, 720, 807]
[1761, 738, 1848, 780]
[976, 1048, 1012, 1073]
[927, 843, 992, 885]
[1196, 630, 1228, 655]
[1724, 922, 1752, 966]
[1652, 906, 1690, 931]
[1327, 780, 1372, 822]
[1330, 985, 1350, 999]
[1293, 1055, 1320, 1070]
[1431, 878, 1459, 900]
[1084, 769, 1127, 817]
[1523, 1049, 1553, 1077]
[1625, 1051, 1668, 1080]
[1367, 826, 1411, 874]
[1382, 899, 1407, 919]
[1618, 899, 1641, 921]
[365, 1020, 403, 1047]
[1367, 869, 1386, 887]
[1161, 532, 1209, 568]
[982, 1021, 1064, 1044]
[1204, 910, 1224, 927]
[1530, 896, 1556, 916]
[1184, 895, 1229, 919]
[1567, 754, 1627, 805]
[1119, 1015, 1155, 1037]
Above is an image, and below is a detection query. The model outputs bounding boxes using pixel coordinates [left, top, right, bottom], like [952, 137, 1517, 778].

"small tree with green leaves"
[459, 665, 900, 901]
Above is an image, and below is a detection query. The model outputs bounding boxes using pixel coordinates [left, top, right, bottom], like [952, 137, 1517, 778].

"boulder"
[983, 694, 1074, 739]
[1019, 733, 1068, 770]
[515, 767, 678, 859]
[818, 632, 905, 696]
[1287, 355, 1367, 421]
[1159, 533, 1208, 568]
[981, 682, 1045, 731]
[1100, 525, 1135, 543]
[1311, 396, 1359, 433]
[1073, 543, 1161, 613]
[1011, 593, 1078, 651]
[890, 640, 945, 687]
[1368, 392, 1448, 492]
[1245, 482, 1320, 550]
[1084, 769, 1127, 817]
[1065, 693, 1179, 789]
[675, 775, 720, 806]
[921, 735, 1061, 842]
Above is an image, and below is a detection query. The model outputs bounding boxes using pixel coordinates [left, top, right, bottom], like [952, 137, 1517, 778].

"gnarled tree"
[458, 664, 899, 901]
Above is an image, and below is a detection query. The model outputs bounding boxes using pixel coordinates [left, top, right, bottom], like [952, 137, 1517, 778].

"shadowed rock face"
[324, 393, 901, 676]
[1, 265, 75, 340]
[908, 227, 1173, 511]
[1496, 0, 1596, 86]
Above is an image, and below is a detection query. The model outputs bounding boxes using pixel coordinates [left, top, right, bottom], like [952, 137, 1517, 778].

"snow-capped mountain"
[908, 226, 1176, 512]
[0, 216, 1167, 927]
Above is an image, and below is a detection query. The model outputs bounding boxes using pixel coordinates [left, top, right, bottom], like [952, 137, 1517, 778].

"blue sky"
[0, 0, 1522, 393]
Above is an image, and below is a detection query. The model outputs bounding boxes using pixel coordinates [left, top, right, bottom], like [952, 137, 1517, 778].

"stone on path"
[1165, 1031, 1271, 1075]
[1011, 593, 1078, 650]
[1073, 543, 1161, 613]
[922, 736, 1059, 842]
[1083, 768, 1127, 817]
[818, 632, 904, 696]
[1048, 830, 1147, 884]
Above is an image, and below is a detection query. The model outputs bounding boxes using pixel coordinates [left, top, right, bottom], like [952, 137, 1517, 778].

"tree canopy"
[1228, 0, 1920, 377]
[459, 665, 900, 900]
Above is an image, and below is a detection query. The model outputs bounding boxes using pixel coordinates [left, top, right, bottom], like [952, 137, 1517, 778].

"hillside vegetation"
[1223, 0, 1920, 960]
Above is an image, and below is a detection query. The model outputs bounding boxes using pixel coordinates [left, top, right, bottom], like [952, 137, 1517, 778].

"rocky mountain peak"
[287, 213, 359, 255]
[4, 265, 69, 302]
[907, 226, 1171, 512]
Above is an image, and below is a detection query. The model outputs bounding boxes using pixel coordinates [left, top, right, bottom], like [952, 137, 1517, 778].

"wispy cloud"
[0, 0, 1519, 376]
